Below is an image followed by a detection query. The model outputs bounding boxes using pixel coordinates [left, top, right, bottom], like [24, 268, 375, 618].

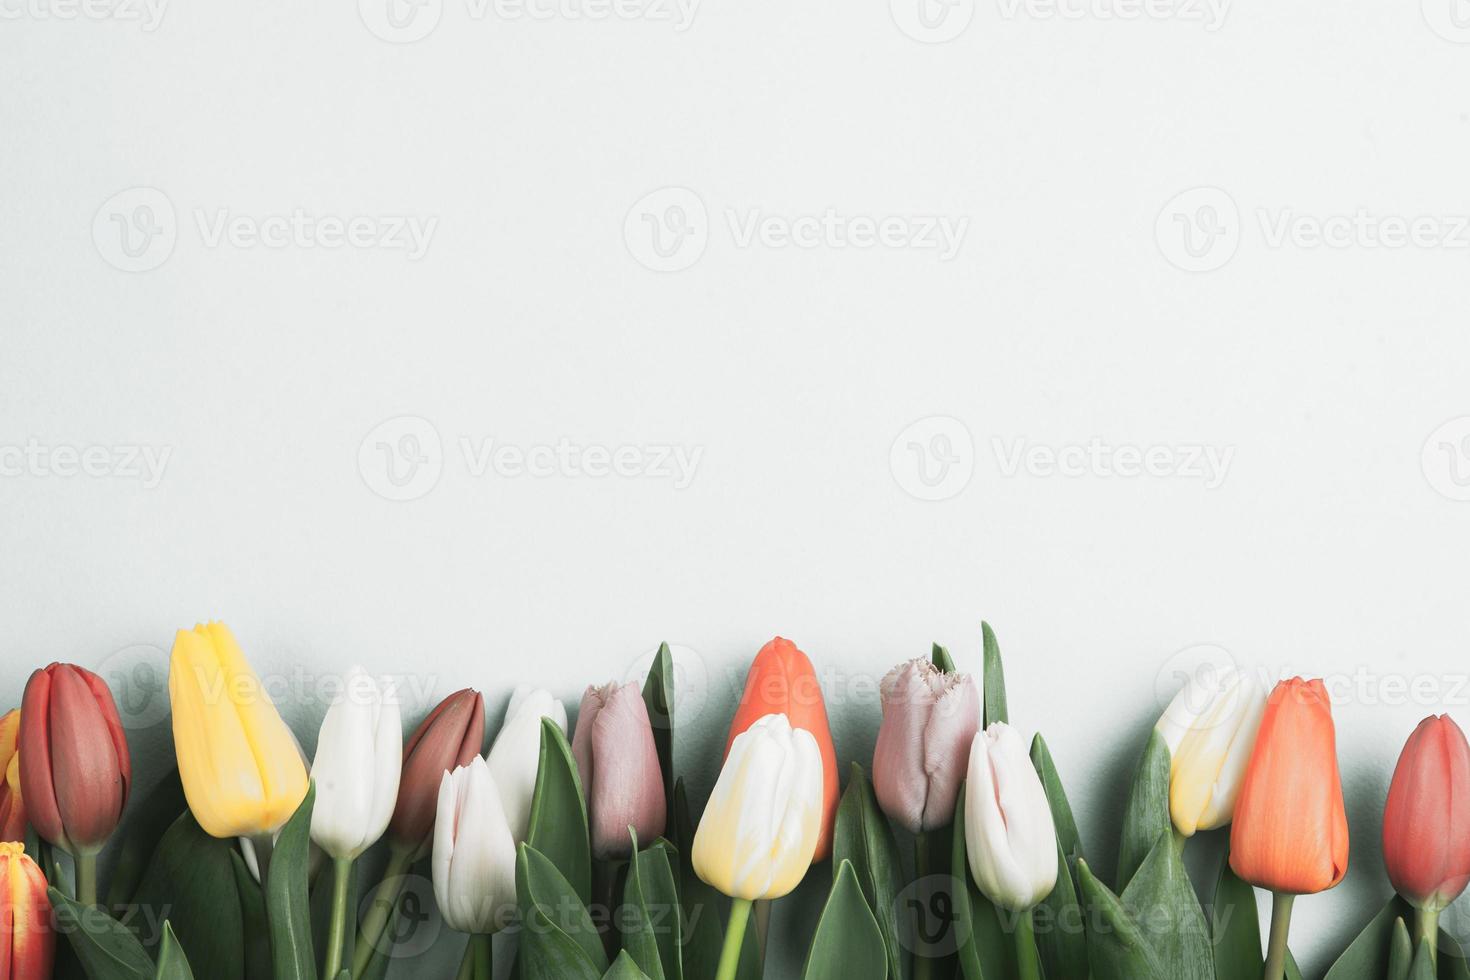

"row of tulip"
[0, 621, 1465, 980]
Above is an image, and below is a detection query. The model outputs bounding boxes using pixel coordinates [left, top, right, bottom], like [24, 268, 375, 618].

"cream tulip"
[432, 757, 518, 936]
[311, 667, 402, 860]
[692, 712, 823, 902]
[1154, 665, 1266, 837]
[485, 686, 567, 844]
[964, 723, 1058, 912]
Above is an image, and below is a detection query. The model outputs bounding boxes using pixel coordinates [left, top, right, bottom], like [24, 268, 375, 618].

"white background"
[4, 0, 1470, 974]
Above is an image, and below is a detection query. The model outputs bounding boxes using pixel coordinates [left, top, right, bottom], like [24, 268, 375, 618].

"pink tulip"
[18, 664, 131, 855]
[1382, 715, 1470, 910]
[572, 682, 666, 859]
[388, 688, 485, 850]
[872, 659, 980, 834]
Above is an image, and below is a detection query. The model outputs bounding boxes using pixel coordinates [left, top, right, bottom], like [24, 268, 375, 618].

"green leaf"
[266, 783, 319, 980]
[527, 717, 593, 906]
[642, 642, 677, 824]
[980, 622, 1007, 727]
[1210, 853, 1262, 980]
[1032, 842, 1088, 980]
[803, 860, 889, 980]
[832, 764, 905, 980]
[605, 950, 655, 980]
[1116, 730, 1171, 892]
[1412, 940, 1439, 980]
[621, 834, 681, 980]
[1074, 861, 1164, 980]
[931, 643, 958, 674]
[129, 811, 247, 980]
[518, 843, 609, 978]
[107, 768, 187, 907]
[950, 782, 1010, 980]
[156, 922, 197, 980]
[1119, 833, 1211, 980]
[229, 850, 272, 980]
[1323, 896, 1470, 980]
[671, 780, 724, 980]
[51, 886, 155, 980]
[1389, 918, 1413, 980]
[1028, 735, 1083, 866]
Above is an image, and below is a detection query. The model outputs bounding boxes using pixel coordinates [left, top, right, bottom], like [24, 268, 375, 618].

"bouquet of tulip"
[1, 620, 1468, 980]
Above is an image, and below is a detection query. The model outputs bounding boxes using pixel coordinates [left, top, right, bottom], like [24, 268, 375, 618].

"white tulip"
[432, 757, 518, 935]
[308, 667, 402, 861]
[485, 686, 567, 843]
[1155, 665, 1266, 837]
[964, 723, 1058, 911]
[691, 713, 824, 901]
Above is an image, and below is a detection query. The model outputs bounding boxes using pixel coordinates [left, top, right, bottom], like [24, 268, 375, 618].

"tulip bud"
[725, 637, 839, 860]
[0, 842, 54, 977]
[872, 659, 980, 834]
[19, 664, 131, 855]
[485, 687, 567, 844]
[310, 667, 402, 861]
[1154, 666, 1266, 837]
[694, 713, 824, 901]
[1230, 678, 1349, 895]
[168, 623, 309, 839]
[431, 757, 517, 935]
[963, 723, 1058, 912]
[1382, 715, 1470, 911]
[572, 681, 666, 860]
[0, 711, 26, 843]
[389, 688, 485, 850]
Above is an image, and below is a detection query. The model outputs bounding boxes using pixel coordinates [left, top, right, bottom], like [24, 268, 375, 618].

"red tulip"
[0, 712, 25, 843]
[18, 664, 131, 855]
[1229, 678, 1349, 895]
[0, 842, 54, 979]
[387, 688, 485, 849]
[724, 637, 839, 861]
[1382, 715, 1470, 910]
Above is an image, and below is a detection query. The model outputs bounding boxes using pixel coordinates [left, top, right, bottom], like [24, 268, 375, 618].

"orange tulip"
[0, 713, 24, 843]
[724, 637, 839, 860]
[1229, 678, 1349, 895]
[0, 842, 54, 979]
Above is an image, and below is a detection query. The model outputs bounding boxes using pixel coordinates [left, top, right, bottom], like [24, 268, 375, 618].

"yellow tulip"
[169, 622, 309, 838]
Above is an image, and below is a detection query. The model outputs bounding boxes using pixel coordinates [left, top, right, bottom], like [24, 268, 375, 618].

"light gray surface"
[4, 2, 1470, 975]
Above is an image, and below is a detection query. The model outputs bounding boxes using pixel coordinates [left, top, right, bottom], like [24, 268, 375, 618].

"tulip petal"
[586, 683, 666, 860]
[486, 687, 566, 844]
[390, 688, 484, 847]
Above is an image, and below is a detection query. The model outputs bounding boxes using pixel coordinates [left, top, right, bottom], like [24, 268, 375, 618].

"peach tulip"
[1382, 715, 1470, 911]
[0, 842, 54, 979]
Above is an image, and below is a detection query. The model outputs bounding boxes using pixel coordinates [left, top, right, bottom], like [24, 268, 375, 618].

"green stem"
[472, 933, 493, 980]
[1014, 911, 1042, 980]
[323, 857, 353, 978]
[455, 941, 475, 980]
[350, 843, 414, 978]
[1263, 892, 1295, 980]
[251, 833, 275, 886]
[715, 898, 754, 980]
[1417, 905, 1442, 971]
[74, 852, 98, 907]
[913, 833, 934, 980]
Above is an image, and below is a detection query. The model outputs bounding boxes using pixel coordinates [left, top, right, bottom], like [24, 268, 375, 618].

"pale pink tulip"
[872, 659, 980, 834]
[572, 682, 666, 859]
